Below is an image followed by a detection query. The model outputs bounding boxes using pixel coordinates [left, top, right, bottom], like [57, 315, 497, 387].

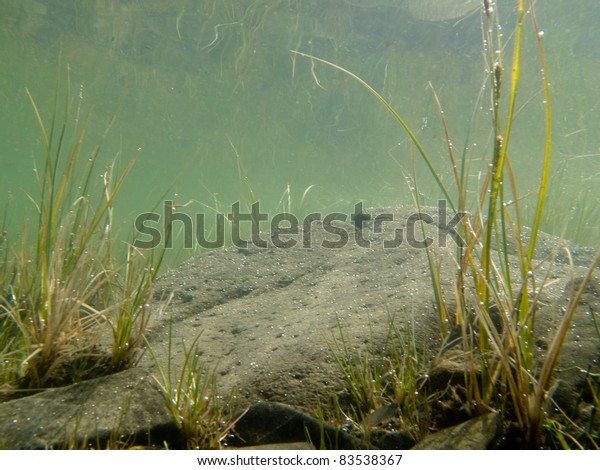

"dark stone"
[225, 402, 373, 450]
[0, 368, 178, 449]
[378, 430, 419, 450]
[412, 413, 501, 450]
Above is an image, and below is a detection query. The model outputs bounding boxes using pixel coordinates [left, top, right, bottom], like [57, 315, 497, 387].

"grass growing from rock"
[298, 0, 600, 449]
[1, 0, 598, 451]
[327, 313, 426, 444]
[0, 75, 160, 393]
[145, 318, 230, 449]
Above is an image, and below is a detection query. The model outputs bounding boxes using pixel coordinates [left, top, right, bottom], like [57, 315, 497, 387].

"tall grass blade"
[290, 50, 455, 211]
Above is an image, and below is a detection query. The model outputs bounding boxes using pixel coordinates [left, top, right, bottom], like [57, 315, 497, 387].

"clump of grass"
[0, 73, 158, 392]
[146, 317, 229, 449]
[327, 313, 426, 442]
[104, 241, 164, 372]
[295, 0, 600, 448]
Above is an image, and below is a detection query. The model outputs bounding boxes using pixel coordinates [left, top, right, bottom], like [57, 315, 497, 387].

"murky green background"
[1, 0, 599, 265]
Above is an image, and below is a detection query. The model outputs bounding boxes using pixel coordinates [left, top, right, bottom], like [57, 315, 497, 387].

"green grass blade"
[290, 50, 456, 212]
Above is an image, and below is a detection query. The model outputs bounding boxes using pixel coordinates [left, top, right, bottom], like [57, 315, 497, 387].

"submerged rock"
[224, 402, 372, 450]
[412, 413, 501, 449]
[0, 368, 176, 449]
[0, 206, 597, 449]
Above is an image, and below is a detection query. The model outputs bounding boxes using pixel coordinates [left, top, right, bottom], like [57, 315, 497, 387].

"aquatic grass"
[383, 313, 427, 429]
[104, 244, 158, 371]
[0, 92, 114, 388]
[289, 51, 455, 212]
[145, 317, 228, 449]
[102, 167, 170, 371]
[327, 312, 426, 441]
[527, 250, 600, 444]
[0, 74, 154, 391]
[327, 324, 387, 420]
[294, 0, 599, 448]
[55, 402, 140, 450]
[0, 315, 21, 387]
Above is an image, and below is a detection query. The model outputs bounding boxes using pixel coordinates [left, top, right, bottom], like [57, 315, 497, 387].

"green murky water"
[1, 0, 599, 264]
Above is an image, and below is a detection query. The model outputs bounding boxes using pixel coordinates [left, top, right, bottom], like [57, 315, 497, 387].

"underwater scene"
[0, 0, 599, 450]
[1, 0, 599, 257]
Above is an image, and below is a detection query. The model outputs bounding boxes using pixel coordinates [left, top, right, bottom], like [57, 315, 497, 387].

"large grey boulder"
[0, 206, 597, 449]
